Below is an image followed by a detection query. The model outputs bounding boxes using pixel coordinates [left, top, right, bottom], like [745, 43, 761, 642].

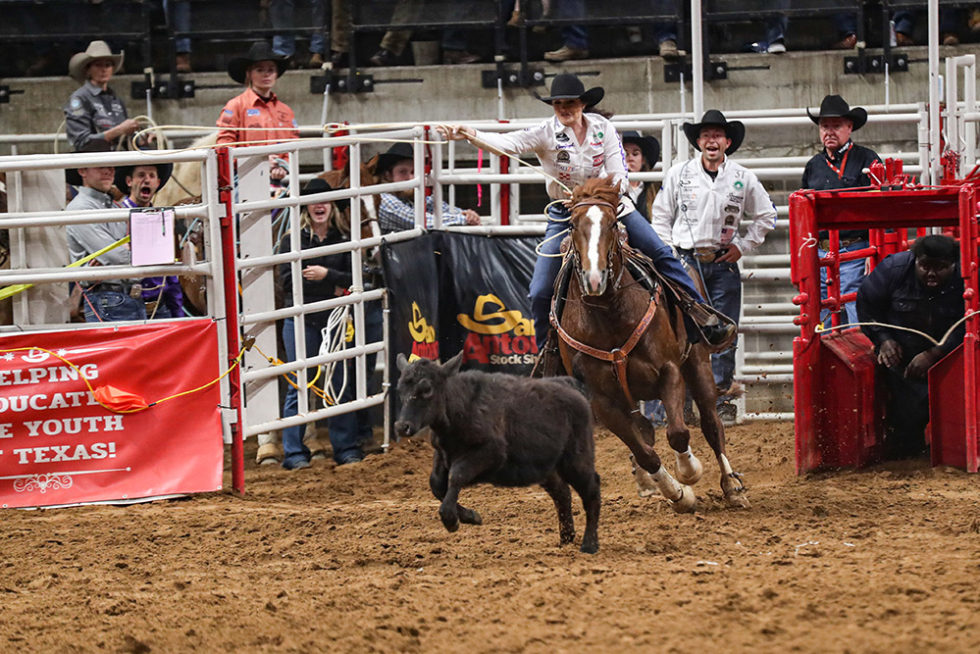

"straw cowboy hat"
[375, 142, 415, 175]
[807, 94, 868, 131]
[65, 139, 113, 185]
[228, 41, 289, 84]
[69, 40, 124, 84]
[113, 162, 174, 195]
[682, 109, 745, 156]
[620, 130, 661, 169]
[538, 73, 604, 108]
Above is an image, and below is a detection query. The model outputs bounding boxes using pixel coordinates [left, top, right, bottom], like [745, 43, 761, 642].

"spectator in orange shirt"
[216, 41, 300, 182]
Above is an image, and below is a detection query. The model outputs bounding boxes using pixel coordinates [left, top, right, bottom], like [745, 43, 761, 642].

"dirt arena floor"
[2, 420, 979, 653]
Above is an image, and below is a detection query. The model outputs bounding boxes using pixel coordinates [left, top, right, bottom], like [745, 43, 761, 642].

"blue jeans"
[553, 0, 588, 49]
[163, 0, 192, 53]
[818, 240, 867, 327]
[281, 302, 382, 467]
[833, 11, 913, 38]
[678, 255, 741, 400]
[82, 290, 147, 322]
[271, 0, 327, 56]
[530, 204, 705, 348]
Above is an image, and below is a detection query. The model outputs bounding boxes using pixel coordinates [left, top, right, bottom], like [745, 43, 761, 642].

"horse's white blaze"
[361, 195, 378, 223]
[586, 206, 603, 290]
[720, 453, 734, 477]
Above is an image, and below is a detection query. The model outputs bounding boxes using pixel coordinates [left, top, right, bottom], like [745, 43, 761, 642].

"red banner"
[0, 320, 224, 508]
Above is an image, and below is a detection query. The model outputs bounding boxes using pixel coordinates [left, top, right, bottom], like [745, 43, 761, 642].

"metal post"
[217, 148, 245, 494]
[691, 0, 703, 120]
[928, 0, 941, 184]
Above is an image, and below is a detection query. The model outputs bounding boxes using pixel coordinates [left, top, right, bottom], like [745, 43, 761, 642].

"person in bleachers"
[63, 41, 141, 152]
[374, 143, 482, 233]
[163, 0, 193, 72]
[115, 162, 186, 319]
[216, 41, 299, 182]
[857, 235, 965, 459]
[801, 94, 881, 327]
[65, 140, 147, 322]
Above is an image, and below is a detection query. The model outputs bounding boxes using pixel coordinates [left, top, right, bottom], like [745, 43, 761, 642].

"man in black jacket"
[857, 235, 965, 458]
[802, 95, 882, 326]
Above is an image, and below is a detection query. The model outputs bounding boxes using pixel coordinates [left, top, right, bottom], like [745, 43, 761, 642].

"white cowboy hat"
[69, 41, 124, 84]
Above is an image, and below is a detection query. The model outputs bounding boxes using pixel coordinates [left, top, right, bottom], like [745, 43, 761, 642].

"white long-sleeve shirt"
[650, 157, 776, 255]
[473, 114, 627, 200]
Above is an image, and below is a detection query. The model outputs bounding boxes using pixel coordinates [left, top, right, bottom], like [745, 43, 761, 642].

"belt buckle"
[694, 247, 717, 262]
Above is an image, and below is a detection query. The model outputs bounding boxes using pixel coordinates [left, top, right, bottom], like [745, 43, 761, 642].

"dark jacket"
[631, 182, 656, 221]
[64, 82, 130, 151]
[278, 226, 354, 324]
[801, 140, 881, 241]
[857, 251, 965, 364]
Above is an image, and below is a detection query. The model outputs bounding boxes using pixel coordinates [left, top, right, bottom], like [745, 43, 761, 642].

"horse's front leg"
[591, 393, 696, 514]
[683, 351, 749, 508]
[658, 362, 704, 486]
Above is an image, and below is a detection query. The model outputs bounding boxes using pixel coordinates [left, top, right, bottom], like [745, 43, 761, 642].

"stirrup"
[531, 331, 562, 378]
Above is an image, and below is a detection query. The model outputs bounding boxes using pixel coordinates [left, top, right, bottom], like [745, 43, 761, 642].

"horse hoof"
[579, 539, 599, 554]
[725, 490, 750, 508]
[669, 485, 697, 513]
[674, 451, 703, 486]
[632, 463, 660, 498]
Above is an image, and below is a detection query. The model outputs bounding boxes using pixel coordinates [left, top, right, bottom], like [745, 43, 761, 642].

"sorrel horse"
[554, 177, 748, 511]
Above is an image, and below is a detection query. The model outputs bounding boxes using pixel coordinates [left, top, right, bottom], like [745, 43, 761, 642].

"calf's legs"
[429, 450, 483, 528]
[540, 472, 575, 546]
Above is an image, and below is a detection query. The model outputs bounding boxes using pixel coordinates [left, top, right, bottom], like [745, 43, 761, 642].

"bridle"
[552, 197, 660, 412]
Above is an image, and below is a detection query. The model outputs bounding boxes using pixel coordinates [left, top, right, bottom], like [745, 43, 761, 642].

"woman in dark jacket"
[278, 178, 381, 469]
[621, 130, 661, 220]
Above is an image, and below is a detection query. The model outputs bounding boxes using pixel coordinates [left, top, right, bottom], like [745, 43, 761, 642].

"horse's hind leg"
[683, 352, 749, 508]
[540, 472, 575, 547]
[592, 397, 696, 513]
[658, 363, 704, 486]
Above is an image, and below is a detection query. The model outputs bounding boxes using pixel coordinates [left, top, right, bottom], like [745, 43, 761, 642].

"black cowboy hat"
[113, 161, 173, 195]
[228, 41, 288, 85]
[682, 109, 745, 156]
[302, 177, 349, 211]
[538, 73, 604, 108]
[65, 138, 113, 186]
[807, 94, 868, 131]
[375, 142, 415, 175]
[620, 130, 661, 169]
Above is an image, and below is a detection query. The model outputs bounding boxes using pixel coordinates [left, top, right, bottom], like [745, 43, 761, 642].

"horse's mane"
[572, 176, 620, 207]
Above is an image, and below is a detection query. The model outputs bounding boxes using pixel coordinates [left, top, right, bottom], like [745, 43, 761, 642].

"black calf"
[394, 352, 601, 553]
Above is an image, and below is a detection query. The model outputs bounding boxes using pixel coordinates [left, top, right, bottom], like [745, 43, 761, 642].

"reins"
[551, 197, 661, 412]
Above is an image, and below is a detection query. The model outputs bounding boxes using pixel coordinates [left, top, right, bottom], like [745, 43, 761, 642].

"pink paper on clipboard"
[129, 208, 175, 266]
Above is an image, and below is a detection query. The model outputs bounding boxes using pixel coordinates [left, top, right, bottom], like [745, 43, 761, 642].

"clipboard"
[129, 207, 176, 266]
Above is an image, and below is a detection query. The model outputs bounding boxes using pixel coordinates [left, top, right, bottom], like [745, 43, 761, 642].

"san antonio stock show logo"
[457, 294, 537, 365]
[407, 302, 439, 361]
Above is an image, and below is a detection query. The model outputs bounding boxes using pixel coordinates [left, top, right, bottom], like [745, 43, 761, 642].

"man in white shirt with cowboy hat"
[651, 109, 777, 424]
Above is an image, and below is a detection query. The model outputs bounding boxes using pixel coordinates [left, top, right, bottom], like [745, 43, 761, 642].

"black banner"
[382, 232, 540, 375]
[436, 233, 539, 375]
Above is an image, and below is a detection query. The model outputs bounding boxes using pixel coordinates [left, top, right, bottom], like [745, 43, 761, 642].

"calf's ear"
[396, 352, 410, 371]
[441, 351, 464, 375]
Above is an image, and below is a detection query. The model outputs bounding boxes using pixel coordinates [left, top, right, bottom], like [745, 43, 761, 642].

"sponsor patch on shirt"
[223, 109, 233, 116]
[592, 154, 604, 166]
[555, 132, 569, 142]
[291, 119, 298, 127]
[246, 108, 261, 116]
[70, 97, 82, 109]
[556, 150, 570, 163]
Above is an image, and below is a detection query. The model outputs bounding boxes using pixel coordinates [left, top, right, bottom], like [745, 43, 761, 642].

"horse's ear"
[396, 352, 410, 371]
[365, 154, 380, 180]
[441, 351, 464, 375]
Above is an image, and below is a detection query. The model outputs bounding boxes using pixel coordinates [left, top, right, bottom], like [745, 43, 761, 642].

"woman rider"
[438, 73, 733, 350]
